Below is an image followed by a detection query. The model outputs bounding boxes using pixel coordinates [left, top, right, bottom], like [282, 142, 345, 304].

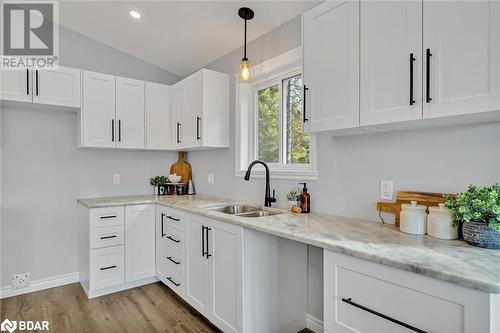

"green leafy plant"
[287, 189, 300, 202]
[150, 176, 168, 187]
[444, 184, 500, 231]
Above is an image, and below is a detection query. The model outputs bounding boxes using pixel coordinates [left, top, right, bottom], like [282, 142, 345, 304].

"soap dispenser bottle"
[299, 182, 310, 213]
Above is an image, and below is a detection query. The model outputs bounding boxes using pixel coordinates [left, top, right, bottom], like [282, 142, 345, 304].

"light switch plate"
[380, 180, 394, 200]
[113, 174, 121, 184]
[208, 173, 215, 184]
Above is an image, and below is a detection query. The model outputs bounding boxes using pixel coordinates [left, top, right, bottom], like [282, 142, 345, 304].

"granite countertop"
[78, 194, 500, 294]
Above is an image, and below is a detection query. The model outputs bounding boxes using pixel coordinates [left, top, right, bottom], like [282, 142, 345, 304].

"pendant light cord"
[244, 19, 247, 59]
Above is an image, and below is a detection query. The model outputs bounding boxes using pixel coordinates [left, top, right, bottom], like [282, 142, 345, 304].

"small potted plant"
[287, 189, 301, 213]
[150, 176, 169, 195]
[444, 184, 500, 249]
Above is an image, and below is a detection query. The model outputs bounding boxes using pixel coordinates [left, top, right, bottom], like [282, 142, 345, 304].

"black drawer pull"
[166, 216, 180, 222]
[303, 85, 309, 123]
[409, 53, 416, 106]
[100, 215, 117, 219]
[100, 265, 117, 271]
[100, 235, 117, 240]
[161, 213, 166, 237]
[167, 256, 181, 265]
[166, 277, 180, 287]
[342, 298, 428, 333]
[426, 48, 432, 103]
[166, 236, 180, 243]
[26, 69, 30, 95]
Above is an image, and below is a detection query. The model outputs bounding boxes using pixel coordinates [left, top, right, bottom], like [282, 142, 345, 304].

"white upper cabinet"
[170, 82, 183, 149]
[303, 0, 360, 133]
[115, 77, 145, 149]
[125, 205, 155, 283]
[360, 1, 422, 126]
[33, 66, 81, 108]
[0, 69, 32, 103]
[181, 71, 203, 149]
[145, 82, 171, 150]
[1, 66, 80, 107]
[80, 71, 116, 148]
[423, 1, 500, 119]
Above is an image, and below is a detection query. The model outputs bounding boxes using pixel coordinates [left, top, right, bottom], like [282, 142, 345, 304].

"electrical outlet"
[113, 173, 120, 184]
[380, 180, 394, 200]
[208, 173, 215, 185]
[12, 273, 31, 290]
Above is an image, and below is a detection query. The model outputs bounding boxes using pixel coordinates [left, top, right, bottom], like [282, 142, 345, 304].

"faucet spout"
[244, 160, 276, 207]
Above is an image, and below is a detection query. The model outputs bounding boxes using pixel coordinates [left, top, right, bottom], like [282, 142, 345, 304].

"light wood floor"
[0, 282, 219, 333]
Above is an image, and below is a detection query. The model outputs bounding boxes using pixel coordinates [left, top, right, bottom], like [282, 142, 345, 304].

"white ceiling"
[59, 1, 317, 77]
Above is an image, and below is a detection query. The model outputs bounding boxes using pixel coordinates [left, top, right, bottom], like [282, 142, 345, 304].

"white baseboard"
[306, 314, 324, 333]
[0, 272, 80, 299]
[86, 276, 158, 299]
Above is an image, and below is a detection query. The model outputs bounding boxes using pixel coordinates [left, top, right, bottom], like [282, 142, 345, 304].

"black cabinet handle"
[166, 215, 180, 222]
[196, 116, 201, 140]
[118, 120, 121, 142]
[426, 48, 432, 103]
[100, 215, 116, 219]
[166, 235, 180, 243]
[161, 213, 166, 237]
[35, 70, 39, 96]
[176, 122, 181, 143]
[100, 265, 117, 271]
[342, 298, 428, 333]
[410, 53, 416, 106]
[201, 225, 206, 257]
[205, 227, 212, 259]
[167, 256, 181, 265]
[99, 235, 117, 240]
[166, 277, 180, 287]
[26, 69, 30, 95]
[111, 119, 115, 142]
[303, 85, 309, 122]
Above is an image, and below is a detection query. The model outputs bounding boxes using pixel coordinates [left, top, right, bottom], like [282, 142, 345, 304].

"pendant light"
[237, 7, 254, 82]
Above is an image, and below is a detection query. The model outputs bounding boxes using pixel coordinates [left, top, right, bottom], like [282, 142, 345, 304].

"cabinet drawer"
[90, 225, 124, 249]
[159, 246, 184, 292]
[161, 211, 183, 231]
[89, 246, 124, 291]
[164, 225, 184, 254]
[90, 206, 124, 229]
[332, 266, 463, 333]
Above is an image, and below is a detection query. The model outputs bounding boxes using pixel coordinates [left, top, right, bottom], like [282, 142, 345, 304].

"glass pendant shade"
[238, 58, 253, 82]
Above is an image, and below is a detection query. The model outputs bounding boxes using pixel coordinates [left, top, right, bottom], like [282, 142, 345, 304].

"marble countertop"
[78, 194, 500, 294]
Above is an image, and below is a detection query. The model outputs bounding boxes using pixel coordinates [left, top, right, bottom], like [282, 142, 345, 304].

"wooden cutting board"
[169, 152, 192, 185]
[377, 191, 454, 226]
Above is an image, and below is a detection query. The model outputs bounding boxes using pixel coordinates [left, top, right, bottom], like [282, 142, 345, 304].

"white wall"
[189, 15, 500, 320]
[0, 26, 179, 287]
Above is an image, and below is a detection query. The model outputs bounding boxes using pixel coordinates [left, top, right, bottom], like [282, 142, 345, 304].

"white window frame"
[235, 47, 318, 180]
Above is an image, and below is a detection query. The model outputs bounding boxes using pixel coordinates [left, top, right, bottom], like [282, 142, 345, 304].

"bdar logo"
[0, 319, 17, 333]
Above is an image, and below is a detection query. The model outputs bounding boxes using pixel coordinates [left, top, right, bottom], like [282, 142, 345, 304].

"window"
[236, 47, 317, 180]
[256, 75, 310, 165]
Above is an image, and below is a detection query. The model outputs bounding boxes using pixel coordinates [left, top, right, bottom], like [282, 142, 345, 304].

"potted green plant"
[287, 189, 301, 211]
[150, 176, 169, 195]
[444, 184, 500, 249]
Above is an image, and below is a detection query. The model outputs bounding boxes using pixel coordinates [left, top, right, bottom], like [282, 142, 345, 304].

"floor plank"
[0, 282, 219, 333]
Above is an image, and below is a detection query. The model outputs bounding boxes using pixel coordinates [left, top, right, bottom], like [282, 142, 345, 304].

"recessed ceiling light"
[129, 11, 141, 19]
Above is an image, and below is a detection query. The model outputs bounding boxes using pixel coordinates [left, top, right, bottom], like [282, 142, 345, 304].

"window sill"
[235, 168, 318, 181]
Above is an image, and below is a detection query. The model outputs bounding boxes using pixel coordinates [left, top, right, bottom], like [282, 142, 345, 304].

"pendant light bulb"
[238, 58, 253, 82]
[237, 7, 254, 83]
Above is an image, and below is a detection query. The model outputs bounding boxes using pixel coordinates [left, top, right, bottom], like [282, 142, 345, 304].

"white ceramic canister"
[427, 203, 458, 240]
[400, 201, 427, 235]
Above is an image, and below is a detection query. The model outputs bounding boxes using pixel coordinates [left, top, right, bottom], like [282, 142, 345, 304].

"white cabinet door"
[89, 246, 125, 291]
[81, 71, 116, 148]
[156, 206, 169, 282]
[208, 221, 243, 333]
[303, 0, 359, 133]
[33, 66, 81, 108]
[125, 205, 155, 283]
[0, 69, 32, 103]
[182, 72, 202, 148]
[116, 77, 145, 149]
[145, 82, 171, 150]
[185, 218, 210, 317]
[360, 1, 422, 126]
[170, 82, 183, 149]
[423, 1, 500, 118]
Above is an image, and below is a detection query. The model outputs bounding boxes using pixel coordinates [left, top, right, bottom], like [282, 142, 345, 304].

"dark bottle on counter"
[299, 182, 310, 213]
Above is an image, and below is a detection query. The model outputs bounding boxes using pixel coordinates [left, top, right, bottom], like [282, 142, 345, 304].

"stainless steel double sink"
[208, 204, 283, 218]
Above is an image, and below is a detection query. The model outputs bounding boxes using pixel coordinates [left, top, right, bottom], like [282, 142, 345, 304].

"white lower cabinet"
[89, 246, 125, 291]
[324, 250, 499, 333]
[125, 205, 155, 283]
